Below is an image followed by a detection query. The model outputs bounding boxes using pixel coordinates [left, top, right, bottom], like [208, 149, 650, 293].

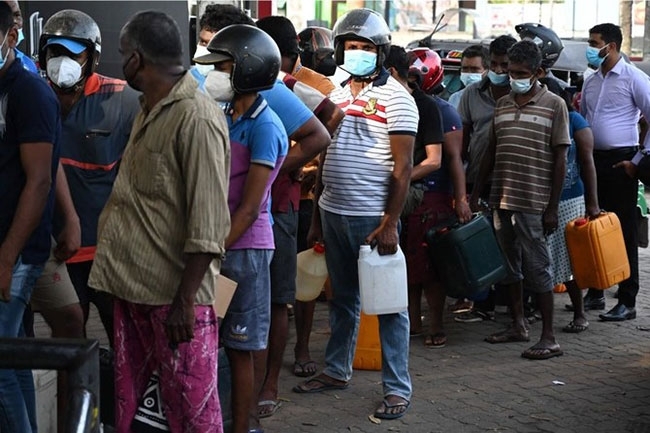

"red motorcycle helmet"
[407, 48, 443, 94]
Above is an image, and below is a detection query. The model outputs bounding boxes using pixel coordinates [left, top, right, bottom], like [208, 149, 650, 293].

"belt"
[593, 146, 638, 156]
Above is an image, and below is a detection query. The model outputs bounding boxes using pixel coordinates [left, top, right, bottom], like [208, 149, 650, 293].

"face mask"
[510, 76, 534, 94]
[0, 36, 7, 69]
[16, 28, 23, 46]
[460, 72, 483, 88]
[586, 46, 607, 68]
[315, 57, 337, 77]
[193, 45, 213, 77]
[487, 70, 509, 86]
[342, 50, 377, 77]
[204, 70, 235, 102]
[47, 56, 84, 88]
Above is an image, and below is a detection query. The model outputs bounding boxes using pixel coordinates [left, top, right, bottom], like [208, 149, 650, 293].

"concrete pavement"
[35, 225, 650, 433]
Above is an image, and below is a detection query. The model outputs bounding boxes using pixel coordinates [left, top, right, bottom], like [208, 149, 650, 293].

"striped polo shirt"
[489, 85, 570, 213]
[319, 69, 419, 216]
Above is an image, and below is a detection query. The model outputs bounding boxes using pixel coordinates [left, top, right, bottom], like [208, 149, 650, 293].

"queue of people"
[0, 3, 647, 433]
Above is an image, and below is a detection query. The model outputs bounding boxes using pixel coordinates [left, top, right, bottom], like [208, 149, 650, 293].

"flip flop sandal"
[562, 320, 589, 333]
[485, 328, 530, 344]
[424, 332, 446, 348]
[292, 375, 349, 394]
[374, 397, 410, 420]
[257, 400, 282, 419]
[521, 346, 564, 360]
[293, 360, 317, 377]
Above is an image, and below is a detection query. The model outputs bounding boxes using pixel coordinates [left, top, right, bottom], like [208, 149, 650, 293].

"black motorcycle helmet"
[332, 8, 391, 77]
[515, 23, 563, 69]
[39, 9, 101, 77]
[298, 26, 336, 75]
[193, 24, 280, 93]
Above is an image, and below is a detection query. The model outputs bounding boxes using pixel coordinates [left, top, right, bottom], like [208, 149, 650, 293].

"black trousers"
[588, 148, 639, 307]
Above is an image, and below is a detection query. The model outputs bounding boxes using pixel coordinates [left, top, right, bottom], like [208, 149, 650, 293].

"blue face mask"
[487, 70, 509, 86]
[510, 76, 534, 94]
[460, 72, 483, 88]
[16, 28, 23, 46]
[342, 50, 377, 77]
[586, 46, 607, 68]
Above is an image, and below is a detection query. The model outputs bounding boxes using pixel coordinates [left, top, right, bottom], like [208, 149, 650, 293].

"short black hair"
[589, 23, 622, 51]
[0, 2, 14, 36]
[507, 40, 541, 73]
[490, 35, 517, 56]
[199, 4, 254, 32]
[257, 16, 299, 58]
[122, 11, 183, 66]
[462, 44, 489, 69]
[383, 45, 410, 80]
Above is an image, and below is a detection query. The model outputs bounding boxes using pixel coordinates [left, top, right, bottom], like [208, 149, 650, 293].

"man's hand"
[613, 160, 638, 178]
[0, 260, 12, 302]
[365, 221, 399, 256]
[165, 295, 195, 347]
[542, 207, 559, 236]
[54, 219, 81, 262]
[454, 198, 472, 224]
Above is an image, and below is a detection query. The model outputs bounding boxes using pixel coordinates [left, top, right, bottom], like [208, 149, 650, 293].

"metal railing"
[0, 338, 100, 433]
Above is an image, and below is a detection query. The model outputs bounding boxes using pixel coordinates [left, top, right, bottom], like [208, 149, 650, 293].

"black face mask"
[122, 52, 141, 91]
[315, 57, 337, 77]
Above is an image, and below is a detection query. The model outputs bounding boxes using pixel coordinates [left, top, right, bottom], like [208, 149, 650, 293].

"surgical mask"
[204, 70, 234, 102]
[0, 36, 7, 69]
[460, 72, 483, 88]
[510, 76, 534, 94]
[193, 45, 213, 77]
[586, 46, 607, 68]
[16, 28, 23, 46]
[342, 50, 377, 77]
[47, 56, 84, 88]
[487, 70, 509, 86]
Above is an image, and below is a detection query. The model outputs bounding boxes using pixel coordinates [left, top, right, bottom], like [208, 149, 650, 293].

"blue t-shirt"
[423, 96, 463, 194]
[561, 111, 589, 200]
[0, 58, 60, 264]
[227, 95, 288, 250]
[15, 48, 38, 74]
[193, 66, 313, 138]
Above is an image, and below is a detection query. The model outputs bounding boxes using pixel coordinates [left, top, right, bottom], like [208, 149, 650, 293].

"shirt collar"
[507, 83, 548, 106]
[240, 94, 267, 119]
[138, 71, 197, 124]
[342, 67, 390, 87]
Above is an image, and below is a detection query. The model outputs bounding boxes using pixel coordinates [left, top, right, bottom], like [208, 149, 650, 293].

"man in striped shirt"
[293, 9, 417, 420]
[470, 40, 570, 360]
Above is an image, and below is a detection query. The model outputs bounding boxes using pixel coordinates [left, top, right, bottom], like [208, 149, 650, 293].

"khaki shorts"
[30, 245, 79, 311]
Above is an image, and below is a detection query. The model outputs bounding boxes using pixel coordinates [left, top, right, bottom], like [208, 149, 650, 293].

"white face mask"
[204, 70, 234, 102]
[47, 56, 84, 88]
[193, 45, 214, 77]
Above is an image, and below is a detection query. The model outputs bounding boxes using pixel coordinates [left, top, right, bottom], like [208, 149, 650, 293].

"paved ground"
[35, 219, 650, 433]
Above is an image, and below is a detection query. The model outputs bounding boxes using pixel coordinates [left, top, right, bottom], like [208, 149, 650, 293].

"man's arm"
[469, 122, 496, 212]
[574, 127, 600, 217]
[411, 143, 441, 181]
[543, 144, 568, 235]
[365, 134, 414, 255]
[281, 116, 331, 174]
[443, 129, 472, 223]
[313, 99, 345, 136]
[225, 164, 274, 249]
[53, 163, 81, 261]
[1, 142, 53, 301]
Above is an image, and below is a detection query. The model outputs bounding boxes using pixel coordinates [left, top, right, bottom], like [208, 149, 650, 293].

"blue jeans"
[320, 210, 412, 401]
[0, 258, 44, 433]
